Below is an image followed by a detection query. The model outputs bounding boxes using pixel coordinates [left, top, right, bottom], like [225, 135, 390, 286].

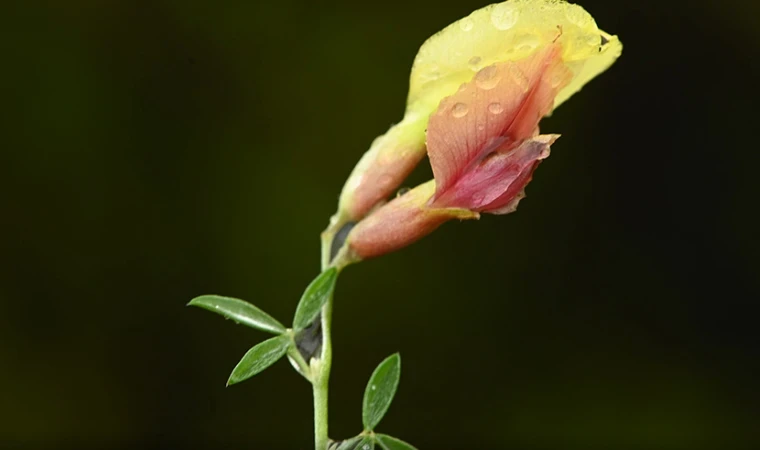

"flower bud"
[337, 113, 427, 221]
[346, 180, 478, 260]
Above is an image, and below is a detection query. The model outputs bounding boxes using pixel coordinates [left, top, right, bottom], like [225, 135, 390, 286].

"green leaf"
[227, 335, 290, 386]
[292, 268, 338, 331]
[331, 436, 373, 450]
[356, 437, 375, 450]
[330, 436, 359, 450]
[362, 353, 401, 431]
[188, 295, 286, 335]
[375, 434, 418, 450]
[343, 437, 374, 450]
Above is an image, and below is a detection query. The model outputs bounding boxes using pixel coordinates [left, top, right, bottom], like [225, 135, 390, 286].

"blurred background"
[2, 0, 759, 448]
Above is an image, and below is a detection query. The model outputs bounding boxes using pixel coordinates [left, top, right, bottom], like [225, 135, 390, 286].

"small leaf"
[227, 335, 290, 386]
[329, 436, 359, 450]
[362, 353, 401, 431]
[350, 437, 374, 450]
[189, 295, 286, 335]
[292, 268, 338, 331]
[331, 436, 373, 450]
[375, 434, 418, 450]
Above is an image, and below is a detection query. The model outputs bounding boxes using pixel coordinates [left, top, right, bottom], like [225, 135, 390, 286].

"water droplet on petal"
[474, 65, 501, 90]
[586, 34, 601, 47]
[550, 70, 566, 88]
[490, 3, 519, 30]
[424, 63, 440, 81]
[378, 173, 393, 187]
[460, 17, 474, 32]
[508, 64, 529, 90]
[468, 56, 482, 70]
[451, 102, 469, 118]
[488, 102, 504, 114]
[515, 34, 540, 52]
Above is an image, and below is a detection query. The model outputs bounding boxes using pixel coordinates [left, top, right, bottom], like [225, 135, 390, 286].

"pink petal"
[343, 142, 426, 221]
[347, 181, 478, 260]
[426, 43, 571, 199]
[431, 135, 557, 213]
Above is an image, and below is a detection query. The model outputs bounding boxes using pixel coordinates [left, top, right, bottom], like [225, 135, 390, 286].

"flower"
[324, 0, 622, 264]
[332, 0, 621, 219]
[346, 44, 566, 260]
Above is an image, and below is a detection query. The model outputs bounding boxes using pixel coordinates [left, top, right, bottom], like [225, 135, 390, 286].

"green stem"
[313, 238, 336, 450]
[312, 297, 333, 449]
[312, 218, 357, 449]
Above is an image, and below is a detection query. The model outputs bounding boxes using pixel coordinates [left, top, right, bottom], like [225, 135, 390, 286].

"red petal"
[431, 135, 557, 213]
[426, 43, 570, 199]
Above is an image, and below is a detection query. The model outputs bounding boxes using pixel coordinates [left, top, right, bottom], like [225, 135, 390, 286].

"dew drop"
[371, 385, 377, 391]
[490, 3, 519, 30]
[425, 63, 441, 81]
[468, 56, 482, 70]
[378, 174, 393, 187]
[362, 445, 370, 450]
[474, 65, 501, 90]
[550, 70, 566, 88]
[488, 102, 504, 115]
[451, 102, 469, 118]
[460, 17, 474, 32]
[508, 64, 529, 90]
[586, 34, 601, 47]
[515, 34, 540, 52]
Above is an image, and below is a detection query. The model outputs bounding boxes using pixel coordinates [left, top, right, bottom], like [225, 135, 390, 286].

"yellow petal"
[407, 0, 622, 114]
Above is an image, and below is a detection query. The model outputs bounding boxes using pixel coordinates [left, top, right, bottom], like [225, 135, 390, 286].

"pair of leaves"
[337, 353, 417, 449]
[188, 268, 338, 385]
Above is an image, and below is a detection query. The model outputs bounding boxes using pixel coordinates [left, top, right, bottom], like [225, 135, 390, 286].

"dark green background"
[2, 0, 759, 449]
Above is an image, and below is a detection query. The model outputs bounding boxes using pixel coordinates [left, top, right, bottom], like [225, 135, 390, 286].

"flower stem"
[312, 297, 333, 449]
[313, 236, 337, 450]
[312, 219, 356, 449]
